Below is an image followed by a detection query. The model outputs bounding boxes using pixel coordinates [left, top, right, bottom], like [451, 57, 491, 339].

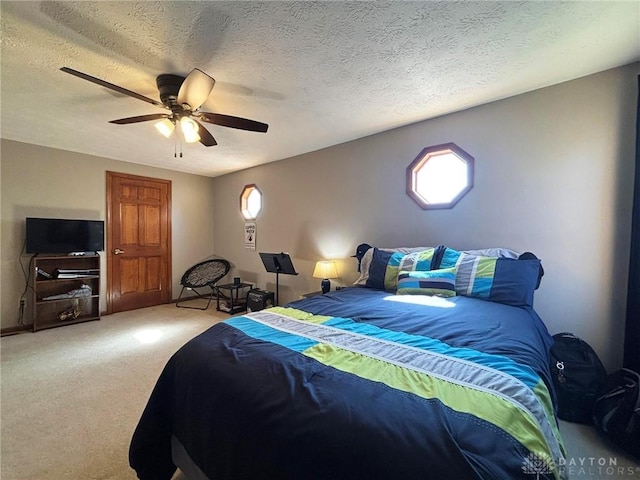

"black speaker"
[246, 289, 275, 312]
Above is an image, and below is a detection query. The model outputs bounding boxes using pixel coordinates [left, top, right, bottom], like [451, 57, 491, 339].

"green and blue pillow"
[366, 247, 436, 290]
[398, 248, 437, 273]
[365, 248, 405, 290]
[437, 247, 542, 307]
[396, 268, 457, 297]
[361, 244, 542, 307]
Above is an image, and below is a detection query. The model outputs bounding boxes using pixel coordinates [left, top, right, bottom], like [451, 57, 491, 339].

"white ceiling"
[1, 1, 638, 178]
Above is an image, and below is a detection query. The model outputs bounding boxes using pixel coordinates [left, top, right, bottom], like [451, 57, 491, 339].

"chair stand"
[176, 286, 216, 310]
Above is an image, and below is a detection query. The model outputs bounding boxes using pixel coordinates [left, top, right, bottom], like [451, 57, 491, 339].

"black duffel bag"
[550, 332, 607, 424]
[593, 368, 640, 460]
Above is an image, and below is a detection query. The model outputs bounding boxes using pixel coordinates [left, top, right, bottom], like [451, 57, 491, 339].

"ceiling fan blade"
[198, 112, 268, 133]
[177, 68, 215, 110]
[193, 119, 217, 147]
[109, 114, 170, 125]
[60, 67, 165, 108]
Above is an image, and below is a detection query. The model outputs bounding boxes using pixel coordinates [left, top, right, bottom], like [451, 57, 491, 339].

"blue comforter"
[130, 287, 565, 480]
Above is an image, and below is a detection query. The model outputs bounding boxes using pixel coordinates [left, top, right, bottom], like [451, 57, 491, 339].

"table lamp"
[313, 260, 338, 294]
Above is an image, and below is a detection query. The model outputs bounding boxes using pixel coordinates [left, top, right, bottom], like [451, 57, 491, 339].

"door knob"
[114, 248, 125, 255]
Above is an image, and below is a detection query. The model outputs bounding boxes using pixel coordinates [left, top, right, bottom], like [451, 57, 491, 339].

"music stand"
[259, 252, 298, 305]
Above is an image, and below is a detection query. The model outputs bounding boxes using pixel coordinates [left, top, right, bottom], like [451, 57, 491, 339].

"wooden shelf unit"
[31, 254, 101, 332]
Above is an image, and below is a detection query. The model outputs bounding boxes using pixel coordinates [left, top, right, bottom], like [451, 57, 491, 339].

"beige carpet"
[2, 303, 639, 479]
[1, 302, 226, 480]
[558, 420, 640, 479]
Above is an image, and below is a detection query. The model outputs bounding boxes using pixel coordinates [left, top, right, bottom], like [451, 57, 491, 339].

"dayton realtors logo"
[557, 456, 640, 478]
[522, 453, 554, 479]
[522, 453, 640, 478]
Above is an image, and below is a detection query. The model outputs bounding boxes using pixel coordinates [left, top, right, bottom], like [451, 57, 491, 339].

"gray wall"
[211, 63, 639, 371]
[0, 140, 216, 328]
[1, 64, 636, 370]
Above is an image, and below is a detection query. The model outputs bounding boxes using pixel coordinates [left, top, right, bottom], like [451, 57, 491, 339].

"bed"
[130, 245, 566, 480]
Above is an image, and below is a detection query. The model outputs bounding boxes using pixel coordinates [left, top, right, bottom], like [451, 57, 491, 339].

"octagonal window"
[406, 143, 474, 210]
[240, 184, 262, 220]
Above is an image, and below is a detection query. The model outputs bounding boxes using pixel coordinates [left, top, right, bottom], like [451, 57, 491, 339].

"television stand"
[30, 254, 101, 332]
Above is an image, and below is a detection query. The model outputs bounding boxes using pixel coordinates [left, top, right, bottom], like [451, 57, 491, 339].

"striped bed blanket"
[130, 288, 565, 480]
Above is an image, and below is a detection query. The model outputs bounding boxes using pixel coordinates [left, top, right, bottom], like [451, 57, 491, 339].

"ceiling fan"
[60, 67, 268, 147]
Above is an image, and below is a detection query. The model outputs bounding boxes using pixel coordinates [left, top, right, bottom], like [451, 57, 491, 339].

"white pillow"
[463, 248, 520, 259]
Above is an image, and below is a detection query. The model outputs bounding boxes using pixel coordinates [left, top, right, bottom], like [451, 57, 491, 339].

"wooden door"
[106, 172, 171, 313]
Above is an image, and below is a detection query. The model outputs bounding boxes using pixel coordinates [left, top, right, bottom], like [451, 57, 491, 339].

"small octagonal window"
[406, 143, 474, 210]
[240, 184, 262, 220]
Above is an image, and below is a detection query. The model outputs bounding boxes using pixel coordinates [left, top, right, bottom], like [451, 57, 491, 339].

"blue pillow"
[365, 248, 392, 290]
[396, 268, 457, 297]
[489, 258, 541, 307]
[437, 247, 463, 269]
[437, 247, 542, 307]
[397, 248, 436, 273]
[366, 248, 405, 290]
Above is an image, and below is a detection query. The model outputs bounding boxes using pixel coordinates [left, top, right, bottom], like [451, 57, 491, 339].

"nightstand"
[216, 282, 253, 314]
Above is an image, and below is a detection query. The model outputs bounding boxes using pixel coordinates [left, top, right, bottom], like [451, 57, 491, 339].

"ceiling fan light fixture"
[180, 116, 201, 143]
[177, 68, 215, 111]
[154, 119, 175, 138]
[60, 67, 267, 149]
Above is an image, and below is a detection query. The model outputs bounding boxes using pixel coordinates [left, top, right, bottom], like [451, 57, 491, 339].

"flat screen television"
[26, 217, 105, 254]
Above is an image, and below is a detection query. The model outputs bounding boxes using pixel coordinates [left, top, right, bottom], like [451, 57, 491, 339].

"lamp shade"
[313, 261, 338, 280]
[154, 119, 175, 138]
[180, 116, 201, 143]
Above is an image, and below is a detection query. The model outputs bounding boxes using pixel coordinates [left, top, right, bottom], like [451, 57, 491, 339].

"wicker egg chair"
[176, 258, 231, 310]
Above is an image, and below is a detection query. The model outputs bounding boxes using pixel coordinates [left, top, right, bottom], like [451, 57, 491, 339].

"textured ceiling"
[1, 1, 638, 177]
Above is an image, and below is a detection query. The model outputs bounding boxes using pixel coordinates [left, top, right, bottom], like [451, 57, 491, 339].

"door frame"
[106, 171, 172, 314]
